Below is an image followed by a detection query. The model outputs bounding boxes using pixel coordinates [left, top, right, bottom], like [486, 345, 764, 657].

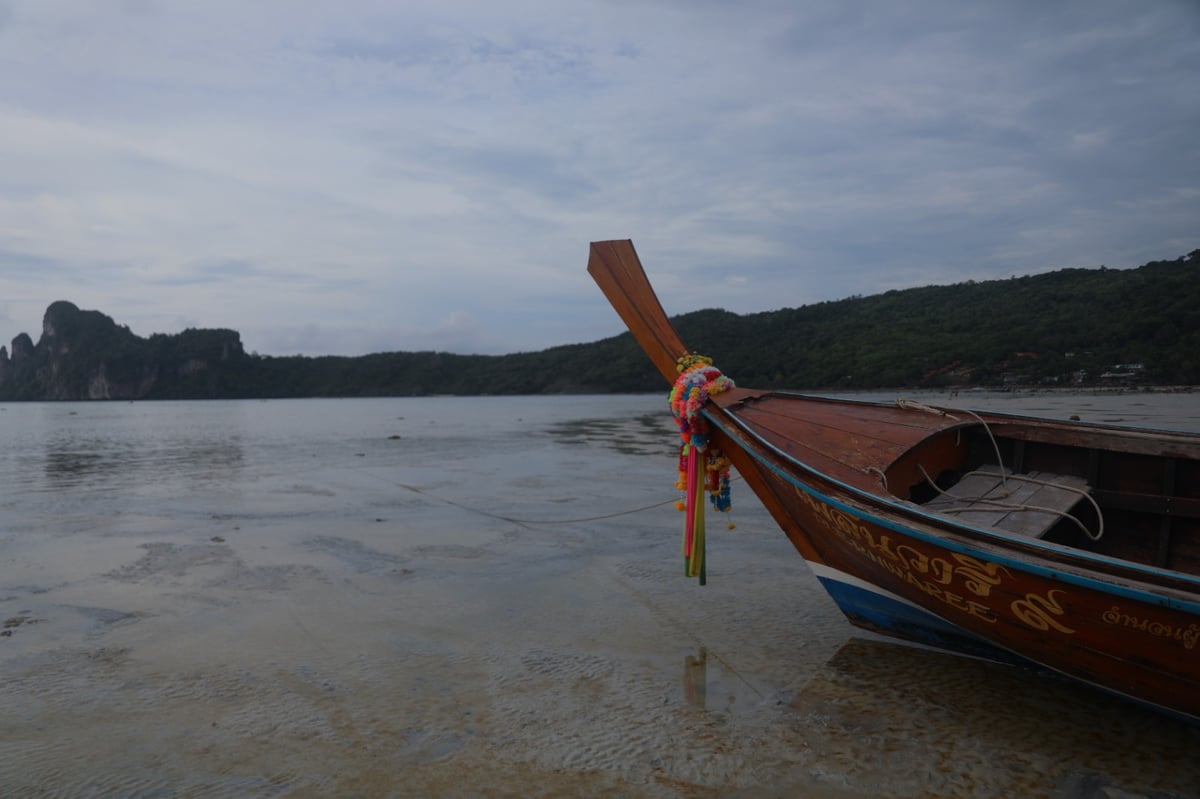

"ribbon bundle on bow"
[669, 354, 735, 584]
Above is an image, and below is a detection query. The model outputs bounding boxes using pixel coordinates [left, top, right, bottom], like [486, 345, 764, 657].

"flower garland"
[669, 353, 735, 584]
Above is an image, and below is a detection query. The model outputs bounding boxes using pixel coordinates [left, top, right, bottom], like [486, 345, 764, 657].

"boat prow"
[588, 238, 1200, 724]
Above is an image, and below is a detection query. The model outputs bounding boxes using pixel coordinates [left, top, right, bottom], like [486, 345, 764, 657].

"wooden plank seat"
[922, 465, 1092, 538]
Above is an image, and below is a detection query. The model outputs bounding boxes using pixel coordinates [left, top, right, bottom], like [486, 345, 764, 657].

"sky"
[1, 0, 1197, 357]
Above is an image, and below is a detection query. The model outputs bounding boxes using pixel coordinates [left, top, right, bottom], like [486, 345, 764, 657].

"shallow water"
[0, 392, 1197, 798]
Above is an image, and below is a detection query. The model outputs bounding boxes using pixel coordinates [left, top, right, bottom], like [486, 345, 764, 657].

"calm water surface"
[1, 391, 1198, 798]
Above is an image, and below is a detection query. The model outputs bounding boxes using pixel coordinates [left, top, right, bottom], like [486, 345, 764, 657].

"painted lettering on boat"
[794, 488, 1000, 622]
[1102, 606, 1200, 650]
[1011, 590, 1075, 634]
[795, 487, 1084, 637]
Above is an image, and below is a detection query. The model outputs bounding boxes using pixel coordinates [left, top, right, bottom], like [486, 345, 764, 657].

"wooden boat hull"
[704, 406, 1200, 722]
[587, 238, 1200, 724]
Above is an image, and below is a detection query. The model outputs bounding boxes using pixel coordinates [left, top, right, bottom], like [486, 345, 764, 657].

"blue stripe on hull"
[819, 574, 1200, 723]
[816, 576, 1031, 667]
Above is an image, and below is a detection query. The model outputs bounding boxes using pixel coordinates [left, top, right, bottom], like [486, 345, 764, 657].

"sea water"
[0, 391, 1197, 798]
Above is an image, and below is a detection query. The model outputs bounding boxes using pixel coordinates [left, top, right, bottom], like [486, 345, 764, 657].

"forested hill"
[0, 250, 1196, 400]
[675, 249, 1200, 391]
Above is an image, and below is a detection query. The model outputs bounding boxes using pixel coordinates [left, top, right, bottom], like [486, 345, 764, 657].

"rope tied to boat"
[670, 354, 736, 584]
[901, 398, 1106, 542]
[898, 398, 1009, 493]
[917, 463, 1105, 541]
[896, 398, 961, 421]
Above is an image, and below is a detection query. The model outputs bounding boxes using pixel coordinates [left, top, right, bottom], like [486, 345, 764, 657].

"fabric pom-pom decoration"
[669, 354, 735, 584]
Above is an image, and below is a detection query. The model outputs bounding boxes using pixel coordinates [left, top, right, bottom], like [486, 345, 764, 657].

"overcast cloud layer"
[1, 0, 1197, 356]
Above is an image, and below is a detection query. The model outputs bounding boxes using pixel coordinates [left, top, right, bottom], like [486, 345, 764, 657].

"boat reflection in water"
[783, 636, 1197, 797]
[683, 648, 706, 708]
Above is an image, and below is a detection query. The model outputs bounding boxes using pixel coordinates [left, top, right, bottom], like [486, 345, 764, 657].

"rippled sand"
[1, 396, 1198, 797]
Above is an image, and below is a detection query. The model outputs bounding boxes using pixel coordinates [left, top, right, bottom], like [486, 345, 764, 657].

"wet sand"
[1, 395, 1198, 797]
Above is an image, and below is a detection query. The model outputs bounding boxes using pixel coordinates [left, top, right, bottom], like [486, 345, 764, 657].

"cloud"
[0, 0, 1195, 355]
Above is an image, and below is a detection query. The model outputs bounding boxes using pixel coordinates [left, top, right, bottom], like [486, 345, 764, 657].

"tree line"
[1, 250, 1196, 401]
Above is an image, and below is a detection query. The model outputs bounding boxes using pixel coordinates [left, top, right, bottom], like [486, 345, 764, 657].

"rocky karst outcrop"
[0, 301, 245, 400]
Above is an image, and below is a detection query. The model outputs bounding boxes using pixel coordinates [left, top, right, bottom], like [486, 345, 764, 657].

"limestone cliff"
[0, 301, 245, 400]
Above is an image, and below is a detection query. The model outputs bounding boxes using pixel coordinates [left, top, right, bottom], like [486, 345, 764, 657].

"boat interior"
[889, 419, 1200, 577]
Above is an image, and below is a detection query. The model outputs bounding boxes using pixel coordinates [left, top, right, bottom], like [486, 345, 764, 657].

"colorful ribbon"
[670, 354, 735, 584]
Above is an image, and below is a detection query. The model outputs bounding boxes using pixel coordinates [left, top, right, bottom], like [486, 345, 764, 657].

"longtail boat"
[588, 238, 1200, 724]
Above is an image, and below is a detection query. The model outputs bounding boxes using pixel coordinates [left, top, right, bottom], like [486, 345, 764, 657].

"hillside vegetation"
[673, 250, 1200, 391]
[1, 250, 1196, 400]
